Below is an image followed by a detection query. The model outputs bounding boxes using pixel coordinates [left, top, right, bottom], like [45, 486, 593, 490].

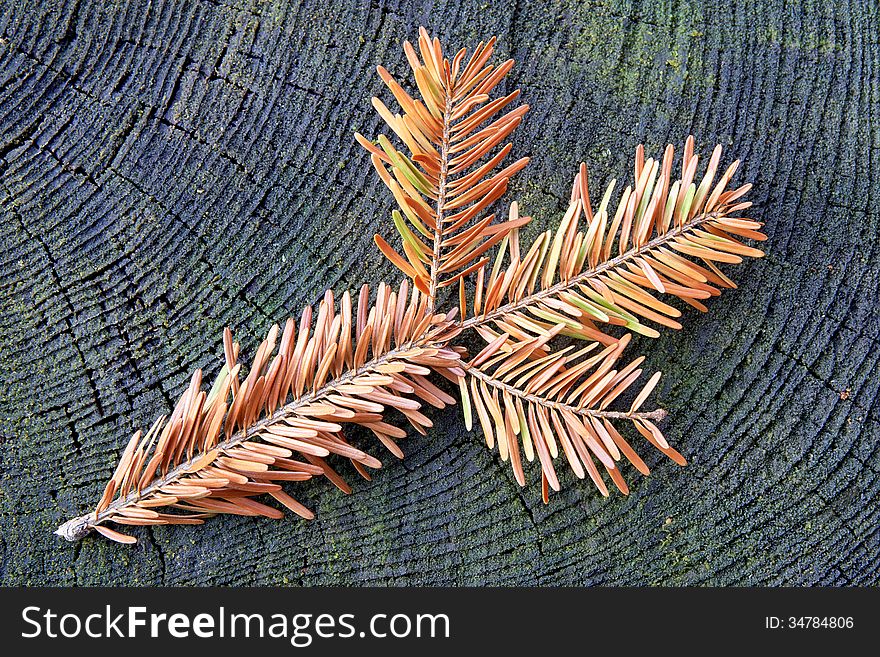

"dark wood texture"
[1, 0, 878, 585]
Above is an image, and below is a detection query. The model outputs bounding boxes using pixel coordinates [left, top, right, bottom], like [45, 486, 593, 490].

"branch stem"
[427, 94, 454, 309]
[463, 362, 667, 422]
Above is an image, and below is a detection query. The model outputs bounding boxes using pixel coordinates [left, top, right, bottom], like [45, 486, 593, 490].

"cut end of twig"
[54, 515, 93, 542]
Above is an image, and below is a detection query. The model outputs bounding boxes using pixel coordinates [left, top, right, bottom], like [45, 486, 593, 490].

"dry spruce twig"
[57, 28, 764, 544]
[355, 29, 530, 304]
[57, 283, 463, 542]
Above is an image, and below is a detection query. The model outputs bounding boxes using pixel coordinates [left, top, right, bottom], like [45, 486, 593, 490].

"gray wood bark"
[1, 0, 878, 585]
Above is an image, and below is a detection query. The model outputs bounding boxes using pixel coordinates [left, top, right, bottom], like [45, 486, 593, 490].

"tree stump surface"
[1, 0, 878, 586]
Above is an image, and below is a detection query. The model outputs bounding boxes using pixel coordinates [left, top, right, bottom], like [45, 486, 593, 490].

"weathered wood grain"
[0, 0, 877, 585]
